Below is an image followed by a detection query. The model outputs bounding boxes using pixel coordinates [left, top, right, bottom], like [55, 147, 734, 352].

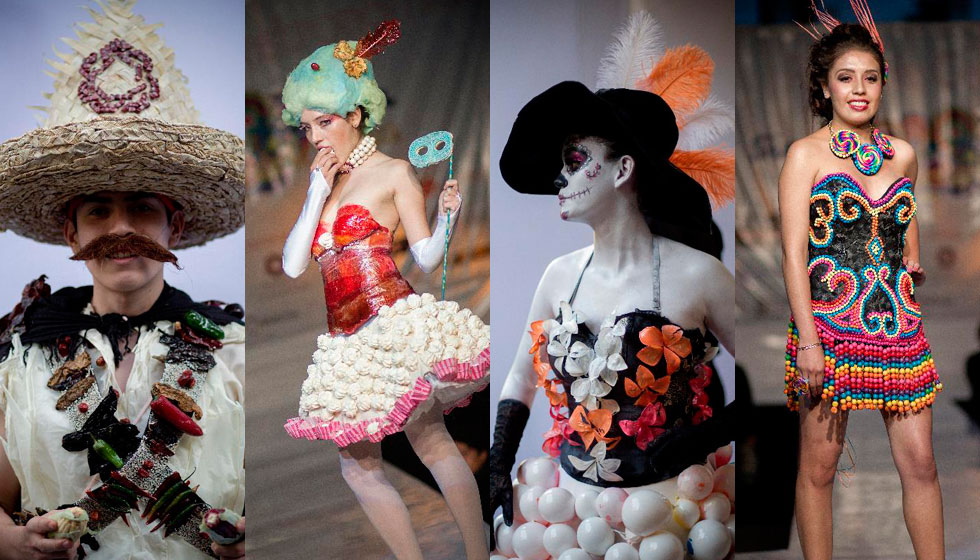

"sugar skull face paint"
[556, 137, 616, 222]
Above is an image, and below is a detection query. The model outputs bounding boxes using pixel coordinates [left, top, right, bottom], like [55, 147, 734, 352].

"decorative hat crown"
[40, 0, 198, 127]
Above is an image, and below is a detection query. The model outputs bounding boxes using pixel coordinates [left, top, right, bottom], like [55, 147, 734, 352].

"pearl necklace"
[340, 135, 377, 174]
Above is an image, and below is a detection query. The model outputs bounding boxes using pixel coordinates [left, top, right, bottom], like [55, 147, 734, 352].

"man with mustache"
[0, 2, 245, 559]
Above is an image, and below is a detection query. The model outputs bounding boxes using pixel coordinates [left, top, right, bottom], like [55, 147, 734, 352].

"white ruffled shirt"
[0, 320, 245, 559]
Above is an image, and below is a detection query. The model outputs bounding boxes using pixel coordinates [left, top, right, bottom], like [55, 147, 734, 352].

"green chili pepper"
[183, 310, 224, 340]
[91, 438, 123, 468]
[165, 502, 202, 538]
[107, 483, 138, 507]
[147, 481, 188, 523]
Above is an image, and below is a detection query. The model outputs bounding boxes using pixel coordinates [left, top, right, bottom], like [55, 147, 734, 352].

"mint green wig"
[281, 41, 387, 133]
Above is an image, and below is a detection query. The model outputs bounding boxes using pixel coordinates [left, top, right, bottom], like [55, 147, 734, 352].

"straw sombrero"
[0, 0, 243, 249]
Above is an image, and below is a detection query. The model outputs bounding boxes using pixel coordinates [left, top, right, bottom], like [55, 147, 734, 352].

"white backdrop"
[489, 0, 737, 468]
[0, 0, 245, 307]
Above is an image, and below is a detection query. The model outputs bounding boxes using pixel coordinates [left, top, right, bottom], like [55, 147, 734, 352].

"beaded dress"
[785, 173, 941, 413]
[284, 204, 490, 446]
[535, 238, 721, 487]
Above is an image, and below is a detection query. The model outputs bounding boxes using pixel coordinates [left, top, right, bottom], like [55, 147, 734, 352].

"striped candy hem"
[784, 320, 942, 414]
[285, 346, 490, 446]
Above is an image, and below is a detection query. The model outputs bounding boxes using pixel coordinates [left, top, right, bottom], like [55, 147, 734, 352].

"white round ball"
[539, 487, 576, 523]
[712, 464, 735, 500]
[558, 549, 593, 560]
[686, 520, 731, 560]
[638, 532, 684, 560]
[490, 555, 510, 560]
[523, 457, 559, 489]
[677, 465, 714, 501]
[622, 490, 671, 536]
[577, 517, 615, 555]
[605, 542, 641, 560]
[700, 493, 731, 523]
[575, 489, 600, 519]
[595, 487, 628, 525]
[673, 498, 700, 530]
[512, 521, 549, 560]
[543, 523, 578, 557]
[512, 483, 529, 524]
[495, 517, 517, 556]
[518, 486, 545, 523]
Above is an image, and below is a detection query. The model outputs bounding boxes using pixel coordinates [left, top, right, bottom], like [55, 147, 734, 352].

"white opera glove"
[410, 199, 461, 273]
[282, 169, 331, 278]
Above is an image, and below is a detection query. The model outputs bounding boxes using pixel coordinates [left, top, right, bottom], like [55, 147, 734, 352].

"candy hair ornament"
[281, 20, 401, 132]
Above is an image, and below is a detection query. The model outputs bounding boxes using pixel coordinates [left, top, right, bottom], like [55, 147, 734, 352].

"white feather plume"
[595, 11, 664, 90]
[676, 95, 734, 151]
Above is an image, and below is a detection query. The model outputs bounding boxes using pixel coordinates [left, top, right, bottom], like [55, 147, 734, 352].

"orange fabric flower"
[542, 378, 568, 410]
[569, 405, 619, 450]
[528, 320, 547, 355]
[637, 324, 691, 375]
[624, 365, 671, 407]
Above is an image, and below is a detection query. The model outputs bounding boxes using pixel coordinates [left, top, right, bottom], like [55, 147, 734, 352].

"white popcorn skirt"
[284, 293, 490, 446]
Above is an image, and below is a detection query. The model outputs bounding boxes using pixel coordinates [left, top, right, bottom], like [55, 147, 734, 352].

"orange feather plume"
[636, 45, 713, 117]
[669, 148, 735, 208]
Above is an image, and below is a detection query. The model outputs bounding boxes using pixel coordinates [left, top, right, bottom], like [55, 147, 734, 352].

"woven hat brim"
[0, 116, 244, 249]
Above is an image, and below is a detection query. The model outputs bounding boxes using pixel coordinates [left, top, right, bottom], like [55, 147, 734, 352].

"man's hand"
[0, 516, 79, 560]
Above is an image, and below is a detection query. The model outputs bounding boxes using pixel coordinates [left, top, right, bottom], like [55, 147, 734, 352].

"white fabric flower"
[407, 294, 422, 308]
[378, 305, 392, 318]
[564, 341, 594, 376]
[393, 299, 409, 313]
[421, 293, 436, 305]
[566, 441, 623, 483]
[574, 317, 628, 409]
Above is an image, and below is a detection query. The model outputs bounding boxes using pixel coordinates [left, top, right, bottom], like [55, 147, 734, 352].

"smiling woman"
[779, 3, 944, 558]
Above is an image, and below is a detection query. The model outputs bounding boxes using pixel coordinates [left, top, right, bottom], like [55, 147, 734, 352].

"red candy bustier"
[312, 204, 414, 335]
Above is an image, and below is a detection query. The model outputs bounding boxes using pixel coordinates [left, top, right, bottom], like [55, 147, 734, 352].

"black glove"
[487, 399, 530, 527]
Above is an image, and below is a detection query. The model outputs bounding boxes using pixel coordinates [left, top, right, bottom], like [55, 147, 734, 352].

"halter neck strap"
[568, 237, 661, 313]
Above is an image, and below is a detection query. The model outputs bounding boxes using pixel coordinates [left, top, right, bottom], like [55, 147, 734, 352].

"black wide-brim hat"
[500, 81, 717, 256]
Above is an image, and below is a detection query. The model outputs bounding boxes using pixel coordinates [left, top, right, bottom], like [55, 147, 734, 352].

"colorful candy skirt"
[784, 318, 942, 413]
[285, 292, 490, 446]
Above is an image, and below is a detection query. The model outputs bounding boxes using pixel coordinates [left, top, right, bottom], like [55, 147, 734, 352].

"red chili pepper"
[150, 396, 203, 436]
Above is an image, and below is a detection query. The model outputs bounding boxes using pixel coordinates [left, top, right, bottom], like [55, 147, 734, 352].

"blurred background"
[243, 1, 489, 558]
[734, 1, 980, 557]
[0, 0, 245, 307]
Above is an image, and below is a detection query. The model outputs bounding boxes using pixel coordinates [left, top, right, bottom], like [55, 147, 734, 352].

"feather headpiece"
[333, 20, 401, 78]
[797, 1, 887, 79]
[595, 11, 734, 208]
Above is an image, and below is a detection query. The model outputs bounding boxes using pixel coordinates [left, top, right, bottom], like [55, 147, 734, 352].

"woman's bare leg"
[882, 408, 945, 560]
[339, 441, 424, 560]
[405, 405, 489, 560]
[796, 399, 848, 560]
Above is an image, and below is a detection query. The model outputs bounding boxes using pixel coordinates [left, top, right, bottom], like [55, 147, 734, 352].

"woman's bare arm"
[498, 258, 569, 406]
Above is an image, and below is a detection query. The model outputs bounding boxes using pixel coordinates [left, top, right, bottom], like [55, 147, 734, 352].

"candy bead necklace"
[829, 122, 894, 176]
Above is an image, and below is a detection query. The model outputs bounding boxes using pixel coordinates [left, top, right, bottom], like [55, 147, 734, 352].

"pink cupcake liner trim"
[285, 346, 490, 446]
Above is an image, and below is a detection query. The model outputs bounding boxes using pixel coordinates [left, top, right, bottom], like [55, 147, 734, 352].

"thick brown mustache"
[70, 233, 179, 267]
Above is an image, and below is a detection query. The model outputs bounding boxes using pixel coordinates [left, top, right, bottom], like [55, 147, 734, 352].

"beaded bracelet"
[798, 342, 821, 352]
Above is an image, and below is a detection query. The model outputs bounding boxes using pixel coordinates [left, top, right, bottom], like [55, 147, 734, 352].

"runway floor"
[736, 317, 980, 559]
